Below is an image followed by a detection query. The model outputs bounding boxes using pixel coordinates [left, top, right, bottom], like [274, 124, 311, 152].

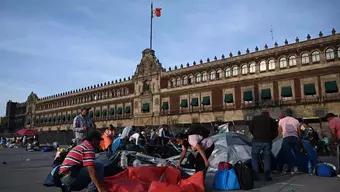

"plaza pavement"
[1, 148, 340, 192]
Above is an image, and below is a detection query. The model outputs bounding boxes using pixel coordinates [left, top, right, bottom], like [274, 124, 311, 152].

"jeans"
[61, 162, 104, 192]
[251, 141, 272, 178]
[281, 136, 299, 170]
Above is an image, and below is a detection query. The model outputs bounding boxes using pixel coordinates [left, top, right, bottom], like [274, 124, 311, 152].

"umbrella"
[208, 132, 252, 169]
[16, 128, 37, 136]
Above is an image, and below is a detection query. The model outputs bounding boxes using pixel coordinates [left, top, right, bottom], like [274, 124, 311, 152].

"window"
[325, 48, 335, 60]
[125, 106, 131, 114]
[259, 61, 267, 72]
[196, 73, 202, 83]
[191, 98, 199, 106]
[268, 59, 275, 70]
[216, 69, 222, 79]
[180, 99, 188, 108]
[289, 56, 296, 66]
[172, 78, 176, 87]
[261, 89, 272, 100]
[188, 75, 194, 84]
[224, 93, 234, 103]
[117, 107, 123, 115]
[183, 76, 188, 85]
[304, 83, 316, 96]
[162, 102, 169, 110]
[225, 68, 231, 77]
[301, 53, 309, 64]
[249, 62, 256, 73]
[241, 64, 248, 75]
[210, 71, 216, 80]
[325, 81, 338, 93]
[142, 103, 150, 113]
[232, 66, 238, 76]
[202, 72, 207, 82]
[281, 86, 293, 97]
[279, 57, 287, 68]
[243, 90, 253, 102]
[176, 77, 181, 86]
[338, 47, 340, 58]
[125, 88, 129, 95]
[201, 96, 211, 105]
[312, 51, 320, 62]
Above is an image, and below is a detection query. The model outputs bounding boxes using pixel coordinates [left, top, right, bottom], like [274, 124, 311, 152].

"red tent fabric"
[104, 166, 204, 192]
[16, 128, 37, 136]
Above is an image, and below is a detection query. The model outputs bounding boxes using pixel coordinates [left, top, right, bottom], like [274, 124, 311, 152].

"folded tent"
[104, 166, 204, 192]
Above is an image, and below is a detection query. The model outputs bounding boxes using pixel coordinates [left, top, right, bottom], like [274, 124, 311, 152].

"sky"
[0, 0, 339, 116]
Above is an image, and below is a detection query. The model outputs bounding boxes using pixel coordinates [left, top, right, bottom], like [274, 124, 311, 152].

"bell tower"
[133, 49, 165, 126]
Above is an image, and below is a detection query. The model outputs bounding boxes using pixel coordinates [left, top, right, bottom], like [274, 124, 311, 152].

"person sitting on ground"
[58, 130, 106, 192]
[175, 127, 214, 172]
[100, 125, 115, 151]
[249, 111, 278, 181]
[278, 108, 301, 175]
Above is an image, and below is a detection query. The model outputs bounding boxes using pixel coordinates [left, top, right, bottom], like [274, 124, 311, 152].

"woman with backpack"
[175, 126, 214, 172]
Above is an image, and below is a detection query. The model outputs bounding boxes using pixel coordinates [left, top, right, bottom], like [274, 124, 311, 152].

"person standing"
[249, 111, 278, 181]
[59, 130, 106, 192]
[73, 107, 93, 144]
[325, 113, 340, 173]
[278, 108, 301, 175]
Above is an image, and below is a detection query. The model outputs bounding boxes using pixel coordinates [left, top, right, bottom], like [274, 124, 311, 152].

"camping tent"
[208, 132, 252, 169]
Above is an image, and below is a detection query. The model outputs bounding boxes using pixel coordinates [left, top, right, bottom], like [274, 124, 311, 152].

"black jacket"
[250, 115, 278, 142]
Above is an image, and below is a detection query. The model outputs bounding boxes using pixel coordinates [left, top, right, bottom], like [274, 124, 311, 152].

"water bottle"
[308, 160, 312, 175]
[120, 151, 128, 168]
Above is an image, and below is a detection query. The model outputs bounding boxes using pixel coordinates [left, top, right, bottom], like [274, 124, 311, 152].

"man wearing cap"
[59, 130, 106, 192]
[73, 107, 94, 144]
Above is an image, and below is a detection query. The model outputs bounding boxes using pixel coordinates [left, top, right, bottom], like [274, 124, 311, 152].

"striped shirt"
[59, 140, 95, 174]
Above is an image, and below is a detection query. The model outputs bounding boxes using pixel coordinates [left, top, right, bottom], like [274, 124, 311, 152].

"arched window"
[268, 59, 275, 70]
[249, 62, 256, 73]
[188, 74, 194, 84]
[312, 51, 320, 62]
[210, 70, 216, 80]
[196, 73, 202, 83]
[289, 56, 296, 66]
[232, 66, 238, 76]
[202, 72, 207, 81]
[279, 57, 287, 68]
[325, 48, 335, 60]
[225, 68, 231, 77]
[117, 90, 121, 96]
[176, 77, 181, 86]
[301, 53, 309, 64]
[172, 78, 176, 87]
[216, 69, 223, 79]
[183, 76, 188, 85]
[259, 60, 267, 72]
[241, 64, 248, 75]
[125, 88, 129, 95]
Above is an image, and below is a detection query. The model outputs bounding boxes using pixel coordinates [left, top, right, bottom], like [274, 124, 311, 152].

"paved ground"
[0, 148, 340, 192]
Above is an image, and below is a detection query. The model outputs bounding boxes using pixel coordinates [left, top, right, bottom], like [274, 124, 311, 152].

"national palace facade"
[5, 29, 340, 132]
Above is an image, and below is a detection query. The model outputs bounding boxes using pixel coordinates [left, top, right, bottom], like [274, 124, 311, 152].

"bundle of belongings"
[104, 166, 204, 192]
[213, 161, 254, 191]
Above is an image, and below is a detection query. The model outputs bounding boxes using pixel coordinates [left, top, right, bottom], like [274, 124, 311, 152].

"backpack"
[213, 168, 240, 190]
[315, 163, 336, 177]
[43, 165, 61, 187]
[234, 161, 254, 190]
[186, 124, 210, 138]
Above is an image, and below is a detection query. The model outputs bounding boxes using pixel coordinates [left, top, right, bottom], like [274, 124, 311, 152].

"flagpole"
[150, 0, 153, 49]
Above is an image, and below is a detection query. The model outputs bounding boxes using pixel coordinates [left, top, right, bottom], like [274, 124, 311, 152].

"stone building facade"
[20, 30, 340, 132]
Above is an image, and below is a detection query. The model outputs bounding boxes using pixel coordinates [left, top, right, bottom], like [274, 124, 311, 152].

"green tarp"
[202, 96, 211, 105]
[325, 81, 338, 93]
[180, 99, 188, 108]
[243, 90, 253, 101]
[142, 103, 150, 112]
[191, 98, 199, 106]
[162, 102, 169, 110]
[261, 89, 272, 100]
